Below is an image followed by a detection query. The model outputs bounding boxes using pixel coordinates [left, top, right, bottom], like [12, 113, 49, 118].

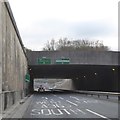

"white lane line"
[63, 109, 71, 115]
[86, 109, 111, 120]
[70, 96, 79, 101]
[76, 109, 86, 114]
[59, 97, 64, 100]
[66, 100, 78, 106]
[84, 101, 87, 103]
[70, 109, 77, 114]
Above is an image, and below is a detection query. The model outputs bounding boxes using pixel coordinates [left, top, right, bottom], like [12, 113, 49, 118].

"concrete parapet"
[27, 50, 119, 66]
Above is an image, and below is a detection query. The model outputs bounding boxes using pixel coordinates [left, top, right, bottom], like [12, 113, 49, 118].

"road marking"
[45, 97, 48, 99]
[57, 101, 65, 108]
[62, 109, 71, 115]
[70, 96, 79, 101]
[31, 109, 41, 115]
[51, 109, 63, 115]
[54, 102, 60, 107]
[84, 101, 87, 103]
[76, 109, 86, 114]
[59, 97, 64, 100]
[53, 104, 57, 108]
[36, 101, 44, 104]
[41, 104, 48, 108]
[66, 100, 78, 106]
[70, 109, 77, 114]
[41, 109, 52, 115]
[86, 109, 111, 120]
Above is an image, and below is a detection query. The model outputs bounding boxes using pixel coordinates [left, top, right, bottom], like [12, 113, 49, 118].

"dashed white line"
[70, 96, 79, 101]
[86, 109, 111, 120]
[59, 97, 64, 100]
[66, 100, 78, 106]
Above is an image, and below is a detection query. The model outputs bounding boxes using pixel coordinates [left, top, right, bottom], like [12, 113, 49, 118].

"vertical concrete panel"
[0, 2, 2, 119]
[0, 2, 2, 93]
[2, 4, 7, 91]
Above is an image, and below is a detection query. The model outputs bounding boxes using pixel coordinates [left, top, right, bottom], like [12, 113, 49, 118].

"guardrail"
[74, 90, 120, 100]
[52, 89, 120, 100]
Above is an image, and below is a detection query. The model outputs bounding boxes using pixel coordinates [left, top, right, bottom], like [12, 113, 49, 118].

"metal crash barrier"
[75, 90, 120, 100]
[52, 89, 120, 100]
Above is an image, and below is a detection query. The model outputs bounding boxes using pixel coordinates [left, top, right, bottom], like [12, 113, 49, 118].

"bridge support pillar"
[30, 76, 34, 94]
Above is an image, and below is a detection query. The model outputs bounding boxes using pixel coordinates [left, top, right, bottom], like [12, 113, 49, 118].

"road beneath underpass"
[22, 92, 119, 119]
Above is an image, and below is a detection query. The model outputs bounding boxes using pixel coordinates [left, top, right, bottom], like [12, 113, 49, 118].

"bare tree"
[43, 39, 56, 51]
[43, 38, 110, 51]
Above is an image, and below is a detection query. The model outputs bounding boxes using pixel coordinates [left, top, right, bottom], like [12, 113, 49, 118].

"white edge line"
[86, 109, 111, 120]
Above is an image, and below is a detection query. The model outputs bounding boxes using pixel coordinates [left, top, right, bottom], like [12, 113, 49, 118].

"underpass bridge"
[26, 51, 119, 93]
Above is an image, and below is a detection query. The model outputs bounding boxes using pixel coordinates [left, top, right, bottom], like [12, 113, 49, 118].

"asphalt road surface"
[22, 92, 119, 119]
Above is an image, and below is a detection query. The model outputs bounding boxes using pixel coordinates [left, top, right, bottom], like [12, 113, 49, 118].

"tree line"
[43, 38, 110, 51]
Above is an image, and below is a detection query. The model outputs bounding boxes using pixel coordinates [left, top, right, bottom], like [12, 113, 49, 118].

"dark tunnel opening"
[29, 64, 118, 93]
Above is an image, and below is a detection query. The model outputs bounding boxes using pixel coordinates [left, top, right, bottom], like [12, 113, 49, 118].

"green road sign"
[25, 73, 30, 82]
[56, 58, 70, 64]
[37, 57, 51, 64]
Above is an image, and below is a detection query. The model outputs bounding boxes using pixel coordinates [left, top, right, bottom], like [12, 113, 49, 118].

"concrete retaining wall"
[55, 79, 75, 90]
[0, 2, 28, 111]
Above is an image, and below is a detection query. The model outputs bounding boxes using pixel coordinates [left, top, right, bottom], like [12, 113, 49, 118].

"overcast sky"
[8, 0, 118, 51]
